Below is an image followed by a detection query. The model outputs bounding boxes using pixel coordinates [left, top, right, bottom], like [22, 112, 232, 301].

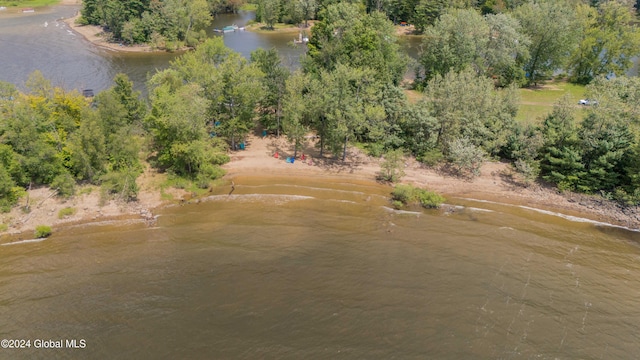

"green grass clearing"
[239, 3, 257, 11]
[0, 0, 59, 7]
[516, 80, 587, 124]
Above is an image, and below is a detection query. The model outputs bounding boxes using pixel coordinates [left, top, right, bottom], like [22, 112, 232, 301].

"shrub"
[100, 168, 140, 201]
[447, 137, 486, 178]
[391, 184, 445, 209]
[417, 148, 444, 167]
[391, 184, 415, 204]
[51, 172, 76, 198]
[0, 224, 8, 232]
[58, 207, 77, 219]
[378, 149, 406, 183]
[416, 190, 446, 208]
[513, 159, 540, 186]
[34, 225, 52, 238]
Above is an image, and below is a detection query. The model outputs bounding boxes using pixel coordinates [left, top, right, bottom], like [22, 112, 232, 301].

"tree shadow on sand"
[265, 136, 367, 173]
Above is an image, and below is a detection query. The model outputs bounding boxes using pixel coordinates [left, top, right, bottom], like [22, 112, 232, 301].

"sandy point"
[63, 12, 154, 53]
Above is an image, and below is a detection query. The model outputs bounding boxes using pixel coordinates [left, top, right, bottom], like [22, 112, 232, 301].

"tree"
[68, 110, 108, 182]
[422, 68, 518, 155]
[447, 137, 486, 178]
[379, 148, 405, 182]
[305, 3, 407, 85]
[298, 0, 317, 27]
[412, 0, 447, 33]
[539, 96, 584, 191]
[251, 48, 290, 136]
[281, 71, 310, 158]
[316, 64, 385, 161]
[145, 81, 215, 176]
[257, 0, 281, 29]
[514, 1, 578, 86]
[418, 9, 529, 85]
[568, 2, 640, 84]
[111, 73, 146, 124]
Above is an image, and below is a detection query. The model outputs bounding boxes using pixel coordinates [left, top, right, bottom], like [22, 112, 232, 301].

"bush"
[391, 184, 445, 209]
[417, 148, 444, 167]
[447, 138, 486, 178]
[34, 225, 52, 238]
[391, 184, 414, 204]
[100, 168, 140, 201]
[416, 190, 446, 209]
[378, 149, 406, 183]
[0, 223, 8, 232]
[58, 207, 77, 219]
[513, 159, 540, 186]
[51, 172, 76, 198]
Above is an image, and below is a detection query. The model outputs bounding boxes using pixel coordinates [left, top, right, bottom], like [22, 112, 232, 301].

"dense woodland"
[1, 0, 640, 212]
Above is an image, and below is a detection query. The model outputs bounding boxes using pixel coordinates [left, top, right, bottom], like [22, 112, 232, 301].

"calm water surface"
[0, 6, 306, 94]
[1, 175, 640, 358]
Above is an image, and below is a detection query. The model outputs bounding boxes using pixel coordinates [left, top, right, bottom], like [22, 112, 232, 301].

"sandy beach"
[1, 132, 639, 240]
[62, 12, 155, 52]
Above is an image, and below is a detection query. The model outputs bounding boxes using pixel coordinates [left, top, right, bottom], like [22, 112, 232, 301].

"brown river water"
[2, 175, 640, 358]
[2, 5, 640, 359]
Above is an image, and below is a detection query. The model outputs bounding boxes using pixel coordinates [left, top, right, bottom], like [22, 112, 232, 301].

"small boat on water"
[222, 24, 239, 33]
[22, 8, 35, 13]
[0, 6, 7, 11]
[214, 24, 240, 33]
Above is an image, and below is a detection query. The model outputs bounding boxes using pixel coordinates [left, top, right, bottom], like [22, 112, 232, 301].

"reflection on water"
[1, 175, 640, 358]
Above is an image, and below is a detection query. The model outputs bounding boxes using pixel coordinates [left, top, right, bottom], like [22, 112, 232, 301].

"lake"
[1, 175, 640, 358]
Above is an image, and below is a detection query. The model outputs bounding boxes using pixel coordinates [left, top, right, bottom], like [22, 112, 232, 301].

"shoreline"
[63, 13, 157, 53]
[2, 133, 639, 242]
[221, 135, 640, 231]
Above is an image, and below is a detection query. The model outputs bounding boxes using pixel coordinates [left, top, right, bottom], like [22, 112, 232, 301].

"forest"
[1, 0, 640, 212]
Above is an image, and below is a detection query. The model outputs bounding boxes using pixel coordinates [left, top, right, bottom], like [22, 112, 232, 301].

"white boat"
[293, 33, 309, 44]
[222, 24, 239, 33]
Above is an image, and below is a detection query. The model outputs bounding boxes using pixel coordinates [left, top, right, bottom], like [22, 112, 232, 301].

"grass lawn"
[239, 3, 257, 11]
[245, 21, 313, 34]
[0, 0, 59, 7]
[516, 80, 587, 124]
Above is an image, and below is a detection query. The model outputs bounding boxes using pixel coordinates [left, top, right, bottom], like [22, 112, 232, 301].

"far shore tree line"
[1, 0, 640, 213]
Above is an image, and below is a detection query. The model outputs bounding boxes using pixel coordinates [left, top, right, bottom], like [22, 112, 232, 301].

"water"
[2, 175, 640, 358]
[0, 6, 306, 94]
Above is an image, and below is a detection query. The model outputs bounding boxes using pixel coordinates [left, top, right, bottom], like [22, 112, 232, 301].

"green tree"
[539, 97, 585, 191]
[513, 1, 578, 86]
[145, 82, 211, 175]
[281, 71, 310, 157]
[257, 0, 281, 29]
[305, 3, 407, 85]
[298, 0, 317, 27]
[447, 137, 486, 178]
[67, 110, 108, 182]
[418, 9, 529, 84]
[412, 0, 446, 33]
[568, 2, 640, 84]
[422, 68, 518, 155]
[379, 148, 405, 182]
[251, 48, 290, 136]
